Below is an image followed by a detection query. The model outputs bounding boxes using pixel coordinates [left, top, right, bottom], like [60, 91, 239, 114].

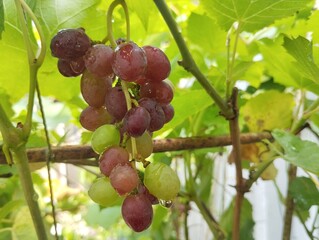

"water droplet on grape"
[159, 199, 173, 208]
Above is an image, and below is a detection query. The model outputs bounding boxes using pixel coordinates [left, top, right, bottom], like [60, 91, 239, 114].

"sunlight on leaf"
[203, 0, 311, 32]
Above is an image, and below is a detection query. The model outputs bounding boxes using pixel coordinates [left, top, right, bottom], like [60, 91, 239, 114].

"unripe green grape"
[126, 131, 153, 158]
[91, 124, 120, 154]
[88, 177, 121, 207]
[144, 162, 180, 201]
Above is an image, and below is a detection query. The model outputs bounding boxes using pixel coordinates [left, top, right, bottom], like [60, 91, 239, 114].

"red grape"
[123, 107, 151, 137]
[110, 164, 139, 195]
[142, 46, 170, 82]
[139, 81, 173, 105]
[99, 146, 130, 176]
[105, 86, 128, 121]
[81, 70, 112, 107]
[122, 194, 153, 232]
[138, 98, 165, 132]
[79, 106, 114, 131]
[57, 57, 85, 77]
[138, 185, 158, 205]
[112, 42, 147, 82]
[84, 44, 114, 78]
[50, 28, 91, 59]
[162, 104, 174, 123]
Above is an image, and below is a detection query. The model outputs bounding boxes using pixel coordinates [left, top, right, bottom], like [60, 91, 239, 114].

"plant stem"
[11, 145, 48, 240]
[153, 0, 234, 119]
[282, 165, 297, 240]
[228, 88, 244, 240]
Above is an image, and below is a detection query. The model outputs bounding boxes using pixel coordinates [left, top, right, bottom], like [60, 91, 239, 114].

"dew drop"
[159, 199, 173, 208]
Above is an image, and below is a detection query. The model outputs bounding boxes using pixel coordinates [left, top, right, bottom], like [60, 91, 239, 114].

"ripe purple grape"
[50, 28, 91, 59]
[122, 194, 153, 232]
[81, 70, 112, 107]
[142, 46, 171, 82]
[123, 107, 151, 137]
[79, 106, 114, 131]
[57, 57, 85, 77]
[84, 44, 114, 78]
[109, 164, 139, 196]
[112, 42, 147, 82]
[99, 146, 130, 176]
[138, 185, 158, 205]
[138, 98, 165, 132]
[162, 104, 174, 123]
[105, 86, 127, 121]
[140, 81, 173, 105]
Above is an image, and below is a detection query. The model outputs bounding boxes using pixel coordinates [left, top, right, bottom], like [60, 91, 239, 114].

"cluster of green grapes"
[50, 28, 180, 232]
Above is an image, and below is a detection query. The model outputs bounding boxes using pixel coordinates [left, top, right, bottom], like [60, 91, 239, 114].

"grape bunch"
[51, 28, 180, 232]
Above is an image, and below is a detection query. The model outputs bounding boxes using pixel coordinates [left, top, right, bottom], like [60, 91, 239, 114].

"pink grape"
[99, 146, 130, 176]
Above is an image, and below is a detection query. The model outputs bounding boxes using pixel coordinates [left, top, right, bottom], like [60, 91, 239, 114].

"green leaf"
[272, 129, 319, 175]
[155, 89, 213, 136]
[289, 177, 319, 210]
[126, 0, 154, 30]
[85, 204, 121, 230]
[283, 36, 319, 84]
[242, 90, 294, 132]
[220, 198, 254, 240]
[0, 0, 4, 38]
[186, 12, 227, 55]
[0, 200, 24, 221]
[203, 0, 311, 32]
[12, 207, 37, 240]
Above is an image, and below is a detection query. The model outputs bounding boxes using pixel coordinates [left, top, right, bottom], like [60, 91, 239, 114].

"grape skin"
[144, 162, 180, 201]
[123, 107, 151, 137]
[122, 194, 153, 232]
[162, 104, 174, 123]
[79, 106, 114, 131]
[138, 98, 165, 132]
[112, 42, 147, 82]
[109, 164, 139, 196]
[58, 57, 85, 77]
[105, 86, 128, 121]
[91, 124, 120, 154]
[99, 146, 130, 177]
[139, 81, 173, 105]
[50, 28, 91, 60]
[142, 46, 171, 82]
[84, 44, 114, 78]
[126, 131, 153, 158]
[81, 70, 112, 107]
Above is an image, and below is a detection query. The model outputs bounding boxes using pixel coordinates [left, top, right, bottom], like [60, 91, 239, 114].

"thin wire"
[36, 81, 59, 240]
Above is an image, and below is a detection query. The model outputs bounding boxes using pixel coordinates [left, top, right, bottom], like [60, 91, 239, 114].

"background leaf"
[0, 0, 4, 38]
[203, 0, 312, 32]
[272, 129, 319, 175]
[242, 90, 294, 131]
[283, 36, 319, 84]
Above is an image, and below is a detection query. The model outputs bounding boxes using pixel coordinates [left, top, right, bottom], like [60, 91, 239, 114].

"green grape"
[88, 177, 122, 207]
[144, 162, 180, 201]
[91, 124, 120, 154]
[126, 131, 153, 158]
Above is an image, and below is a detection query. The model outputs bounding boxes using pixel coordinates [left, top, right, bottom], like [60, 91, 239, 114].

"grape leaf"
[242, 90, 294, 132]
[203, 0, 311, 32]
[272, 129, 319, 175]
[0, 0, 4, 38]
[283, 36, 319, 84]
[126, 0, 154, 30]
[289, 177, 319, 210]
